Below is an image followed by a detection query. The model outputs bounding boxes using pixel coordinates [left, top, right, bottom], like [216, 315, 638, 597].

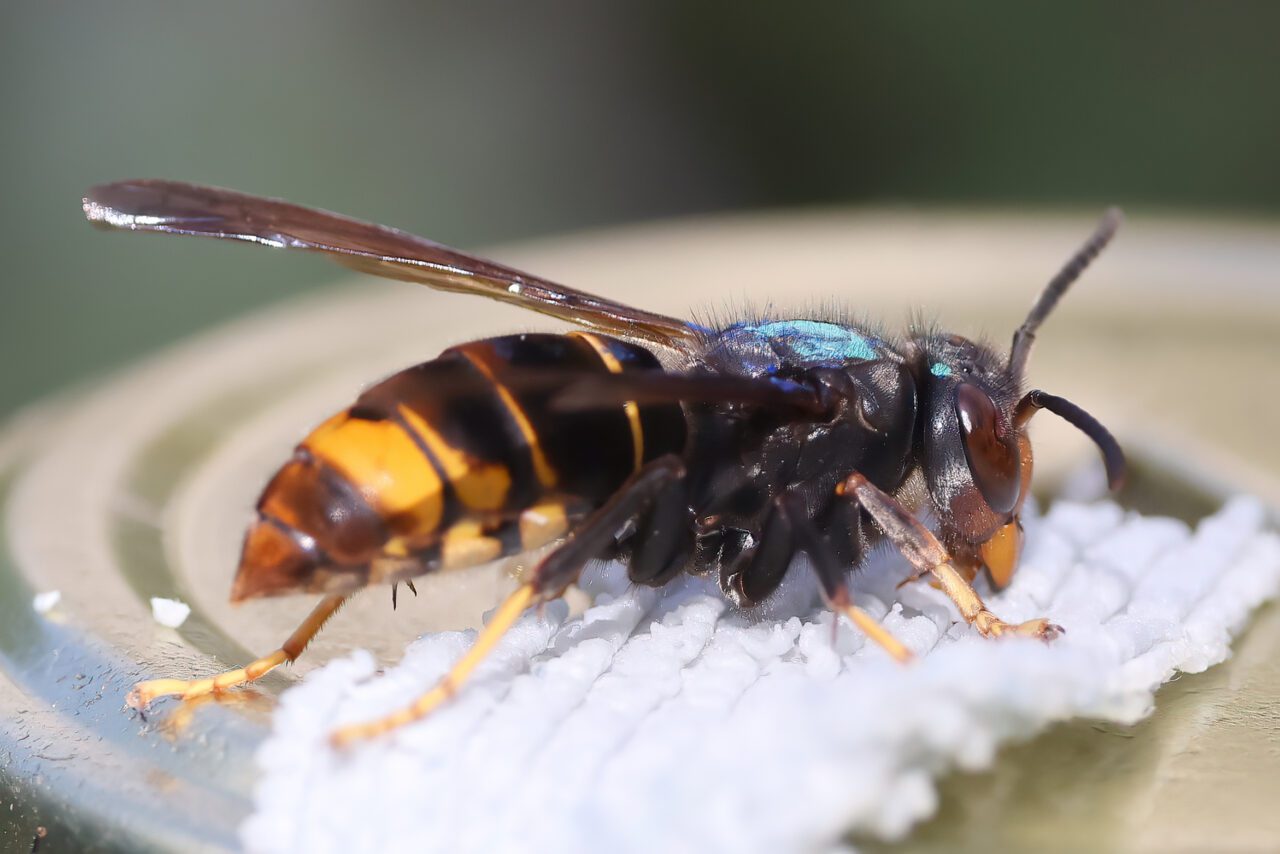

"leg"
[127, 593, 351, 710]
[838, 474, 1060, 641]
[779, 492, 913, 663]
[896, 556, 978, 590]
[391, 579, 418, 610]
[628, 475, 695, 586]
[330, 455, 686, 747]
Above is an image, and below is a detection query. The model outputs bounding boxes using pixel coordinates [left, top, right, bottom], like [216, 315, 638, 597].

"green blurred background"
[3, 2, 1278, 415]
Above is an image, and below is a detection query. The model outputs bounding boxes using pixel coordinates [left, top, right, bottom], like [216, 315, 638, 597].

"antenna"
[1015, 390, 1127, 491]
[1009, 208, 1123, 379]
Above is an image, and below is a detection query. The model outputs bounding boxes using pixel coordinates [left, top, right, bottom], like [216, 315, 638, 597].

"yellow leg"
[834, 598, 914, 663]
[896, 558, 977, 591]
[331, 583, 537, 748]
[930, 561, 1059, 640]
[127, 593, 350, 710]
[839, 474, 1060, 642]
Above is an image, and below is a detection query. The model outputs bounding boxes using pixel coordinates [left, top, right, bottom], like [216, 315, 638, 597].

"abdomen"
[231, 332, 687, 600]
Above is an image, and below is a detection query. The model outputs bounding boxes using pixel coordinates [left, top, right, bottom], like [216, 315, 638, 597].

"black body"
[605, 319, 1002, 607]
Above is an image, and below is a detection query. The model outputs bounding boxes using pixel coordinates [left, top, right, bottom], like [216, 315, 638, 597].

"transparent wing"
[83, 179, 701, 349]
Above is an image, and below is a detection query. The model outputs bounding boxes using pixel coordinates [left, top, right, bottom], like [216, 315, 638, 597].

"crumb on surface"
[32, 590, 61, 614]
[150, 596, 191, 628]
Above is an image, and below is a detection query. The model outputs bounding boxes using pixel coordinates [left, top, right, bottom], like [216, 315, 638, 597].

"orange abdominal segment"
[256, 455, 387, 565]
[232, 517, 321, 601]
[232, 333, 685, 600]
[303, 412, 445, 542]
[394, 404, 512, 512]
[518, 502, 570, 551]
[440, 520, 504, 570]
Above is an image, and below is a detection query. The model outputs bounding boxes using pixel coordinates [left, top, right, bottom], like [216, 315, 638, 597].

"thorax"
[685, 319, 921, 526]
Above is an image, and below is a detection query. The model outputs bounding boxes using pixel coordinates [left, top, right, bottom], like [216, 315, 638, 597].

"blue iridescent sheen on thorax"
[705, 319, 889, 377]
[744, 320, 879, 364]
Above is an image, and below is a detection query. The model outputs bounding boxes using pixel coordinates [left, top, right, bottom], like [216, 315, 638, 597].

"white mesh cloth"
[243, 497, 1280, 853]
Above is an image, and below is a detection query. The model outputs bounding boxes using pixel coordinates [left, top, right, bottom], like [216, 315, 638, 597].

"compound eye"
[955, 383, 1021, 515]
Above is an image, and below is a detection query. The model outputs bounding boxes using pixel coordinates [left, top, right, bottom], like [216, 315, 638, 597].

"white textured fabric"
[244, 497, 1280, 854]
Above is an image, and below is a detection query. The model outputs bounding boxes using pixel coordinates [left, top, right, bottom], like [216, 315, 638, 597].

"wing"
[82, 179, 702, 349]
[550, 370, 826, 416]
